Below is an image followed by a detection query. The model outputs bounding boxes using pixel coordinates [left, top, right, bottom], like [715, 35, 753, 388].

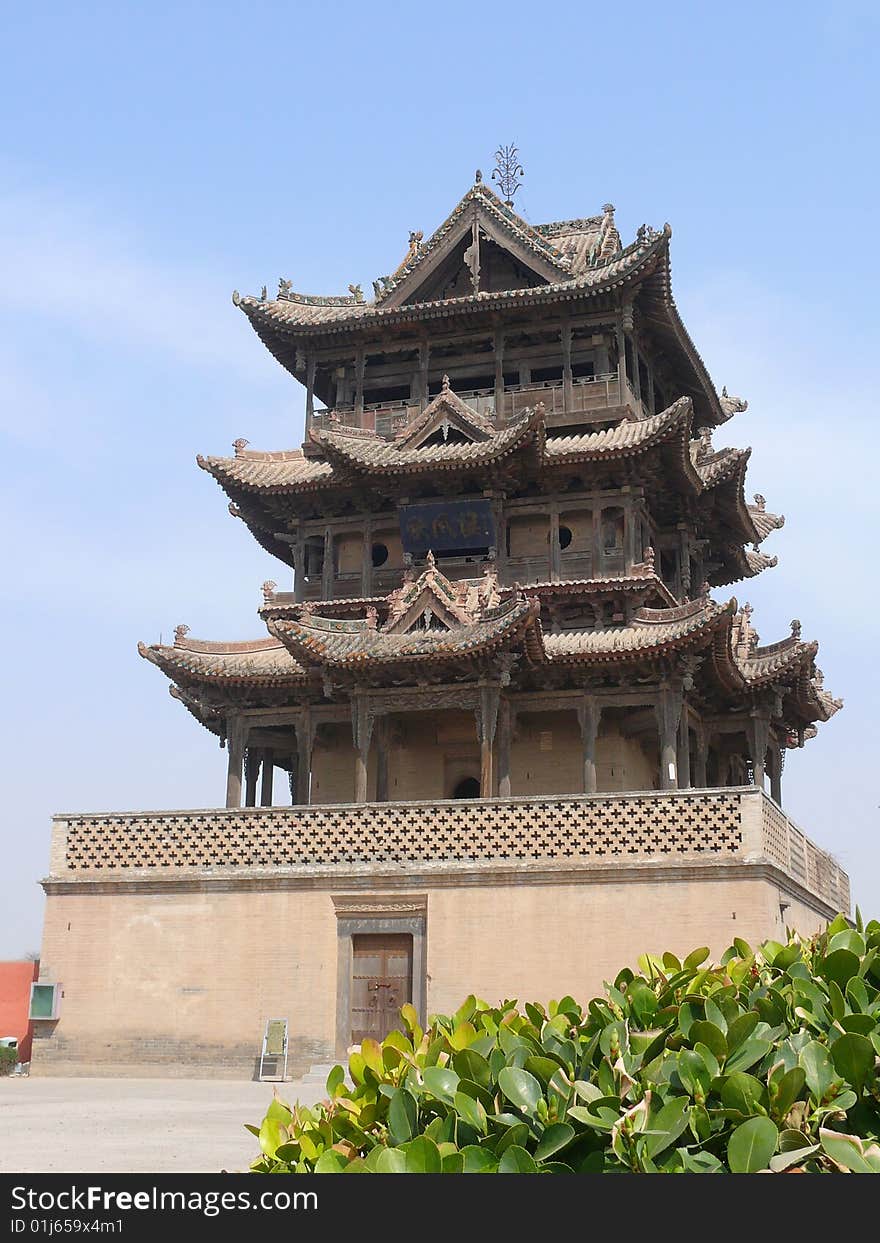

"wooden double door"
[350, 933, 413, 1045]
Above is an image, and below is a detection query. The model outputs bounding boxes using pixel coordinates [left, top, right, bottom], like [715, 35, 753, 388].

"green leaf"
[533, 1122, 575, 1161]
[452, 1047, 492, 1088]
[799, 1040, 838, 1102]
[820, 1128, 880, 1173]
[376, 1147, 408, 1173]
[769, 1144, 819, 1172]
[404, 1135, 442, 1174]
[839, 1013, 875, 1035]
[313, 1149, 348, 1173]
[830, 1032, 875, 1092]
[498, 1145, 538, 1173]
[727, 1116, 778, 1173]
[689, 1020, 727, 1063]
[494, 1122, 531, 1154]
[644, 1095, 690, 1158]
[266, 1097, 292, 1124]
[721, 1071, 766, 1117]
[360, 1037, 385, 1077]
[388, 1088, 417, 1145]
[325, 1065, 345, 1099]
[461, 1145, 497, 1172]
[677, 1049, 711, 1098]
[819, 949, 861, 990]
[773, 1067, 806, 1117]
[684, 946, 710, 970]
[421, 1066, 459, 1103]
[725, 1037, 772, 1074]
[524, 1055, 564, 1085]
[497, 1067, 543, 1115]
[258, 1116, 287, 1159]
[828, 929, 866, 957]
[726, 1011, 759, 1052]
[454, 1090, 488, 1135]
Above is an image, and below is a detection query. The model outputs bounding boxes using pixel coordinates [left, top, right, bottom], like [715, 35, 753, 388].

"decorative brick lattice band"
[761, 797, 849, 912]
[63, 792, 743, 871]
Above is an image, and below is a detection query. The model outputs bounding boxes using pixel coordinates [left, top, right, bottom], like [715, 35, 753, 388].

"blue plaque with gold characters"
[399, 499, 495, 556]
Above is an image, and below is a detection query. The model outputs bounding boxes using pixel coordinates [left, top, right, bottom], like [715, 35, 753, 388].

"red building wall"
[0, 961, 39, 1064]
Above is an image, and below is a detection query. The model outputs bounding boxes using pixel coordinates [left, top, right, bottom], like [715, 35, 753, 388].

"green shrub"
[0, 1046, 18, 1076]
[248, 913, 880, 1173]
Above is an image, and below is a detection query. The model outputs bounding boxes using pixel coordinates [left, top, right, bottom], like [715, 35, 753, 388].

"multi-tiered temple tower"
[36, 178, 848, 1077]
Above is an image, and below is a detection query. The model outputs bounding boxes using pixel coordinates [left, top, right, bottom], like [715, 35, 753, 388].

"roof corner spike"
[231, 289, 241, 306]
[491, 143, 524, 208]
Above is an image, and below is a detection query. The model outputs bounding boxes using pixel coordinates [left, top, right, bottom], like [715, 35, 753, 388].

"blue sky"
[1, 1, 878, 956]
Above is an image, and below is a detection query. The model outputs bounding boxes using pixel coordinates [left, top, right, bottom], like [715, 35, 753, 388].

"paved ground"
[0, 1076, 326, 1174]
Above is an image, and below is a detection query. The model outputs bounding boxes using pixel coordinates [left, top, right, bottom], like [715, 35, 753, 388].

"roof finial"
[426, 549, 436, 570]
[491, 143, 524, 207]
[174, 624, 189, 645]
[475, 169, 482, 184]
[233, 437, 249, 456]
[602, 203, 615, 215]
[441, 374, 450, 393]
[790, 619, 802, 639]
[261, 580, 277, 604]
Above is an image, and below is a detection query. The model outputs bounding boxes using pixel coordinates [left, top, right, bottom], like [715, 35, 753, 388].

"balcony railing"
[309, 369, 649, 439]
[50, 788, 848, 915]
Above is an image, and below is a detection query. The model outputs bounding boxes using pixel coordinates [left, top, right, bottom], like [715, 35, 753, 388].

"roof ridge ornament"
[261, 581, 277, 604]
[491, 143, 524, 208]
[174, 624, 189, 646]
[233, 438, 249, 456]
[720, 386, 748, 418]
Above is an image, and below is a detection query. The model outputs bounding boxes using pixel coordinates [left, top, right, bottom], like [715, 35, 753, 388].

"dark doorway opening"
[452, 776, 481, 799]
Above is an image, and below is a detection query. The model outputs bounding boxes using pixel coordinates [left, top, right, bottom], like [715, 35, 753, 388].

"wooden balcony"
[49, 788, 848, 916]
[308, 370, 649, 440]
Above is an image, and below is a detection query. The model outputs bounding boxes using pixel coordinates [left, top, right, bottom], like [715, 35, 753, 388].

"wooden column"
[260, 748, 274, 807]
[375, 716, 389, 803]
[305, 353, 316, 433]
[676, 712, 692, 789]
[693, 725, 708, 788]
[476, 684, 500, 798]
[747, 712, 772, 789]
[497, 699, 513, 798]
[577, 698, 601, 794]
[561, 322, 573, 411]
[655, 688, 683, 789]
[322, 526, 333, 600]
[419, 337, 430, 411]
[646, 359, 656, 415]
[549, 505, 561, 582]
[294, 526, 305, 602]
[768, 742, 783, 806]
[244, 747, 259, 807]
[225, 718, 245, 808]
[494, 328, 505, 412]
[354, 347, 365, 419]
[295, 710, 314, 806]
[615, 313, 628, 394]
[361, 517, 373, 598]
[631, 326, 642, 403]
[352, 694, 374, 804]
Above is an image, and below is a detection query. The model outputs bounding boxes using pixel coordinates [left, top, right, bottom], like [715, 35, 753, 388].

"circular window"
[371, 543, 389, 567]
[559, 525, 573, 550]
[452, 776, 481, 800]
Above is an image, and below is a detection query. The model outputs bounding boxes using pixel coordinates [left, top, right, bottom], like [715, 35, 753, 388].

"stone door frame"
[332, 894, 427, 1058]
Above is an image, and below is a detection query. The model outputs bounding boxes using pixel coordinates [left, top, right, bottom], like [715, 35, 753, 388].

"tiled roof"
[234, 224, 670, 331]
[268, 597, 538, 667]
[543, 397, 695, 467]
[744, 549, 779, 577]
[533, 205, 620, 272]
[198, 446, 337, 494]
[736, 636, 819, 685]
[138, 637, 307, 684]
[748, 501, 785, 542]
[544, 598, 734, 661]
[312, 406, 540, 474]
[694, 445, 751, 488]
